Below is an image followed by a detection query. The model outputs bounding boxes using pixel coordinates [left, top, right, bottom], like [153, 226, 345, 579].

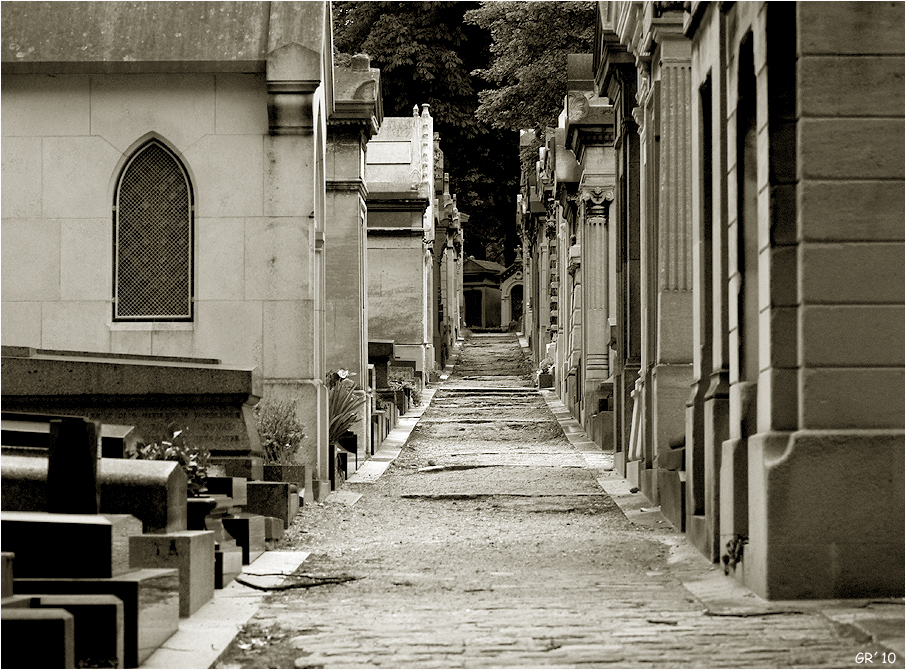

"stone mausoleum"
[521, 0, 903, 600]
[1, 1, 340, 493]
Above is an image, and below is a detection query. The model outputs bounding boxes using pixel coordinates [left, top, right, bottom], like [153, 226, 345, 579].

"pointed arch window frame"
[112, 139, 195, 322]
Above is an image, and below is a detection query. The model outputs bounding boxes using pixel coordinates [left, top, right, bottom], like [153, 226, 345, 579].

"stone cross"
[46, 417, 100, 514]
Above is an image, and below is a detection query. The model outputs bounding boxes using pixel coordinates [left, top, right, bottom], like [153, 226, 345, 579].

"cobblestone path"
[216, 333, 900, 669]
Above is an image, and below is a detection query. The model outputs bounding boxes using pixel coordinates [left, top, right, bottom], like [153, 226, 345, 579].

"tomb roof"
[2, 1, 329, 76]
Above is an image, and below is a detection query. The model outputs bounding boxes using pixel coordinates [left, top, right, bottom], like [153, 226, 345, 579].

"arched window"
[114, 140, 193, 320]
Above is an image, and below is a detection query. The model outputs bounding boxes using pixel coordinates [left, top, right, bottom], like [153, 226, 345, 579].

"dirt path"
[215, 334, 894, 669]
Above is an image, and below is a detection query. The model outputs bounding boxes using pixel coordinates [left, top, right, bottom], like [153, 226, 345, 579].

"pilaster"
[263, 1, 331, 492]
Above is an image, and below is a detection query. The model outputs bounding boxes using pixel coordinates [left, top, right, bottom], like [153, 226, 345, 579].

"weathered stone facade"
[1, 1, 338, 492]
[684, 0, 903, 599]
[365, 106, 437, 384]
[521, 1, 903, 599]
[326, 54, 383, 458]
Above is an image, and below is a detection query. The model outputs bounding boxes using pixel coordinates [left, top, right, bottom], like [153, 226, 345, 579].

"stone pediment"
[266, 42, 323, 85]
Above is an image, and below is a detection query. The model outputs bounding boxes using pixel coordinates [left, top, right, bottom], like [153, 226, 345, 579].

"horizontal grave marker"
[1, 347, 264, 478]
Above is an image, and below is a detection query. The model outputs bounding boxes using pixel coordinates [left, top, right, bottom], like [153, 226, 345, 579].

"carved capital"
[267, 81, 318, 135]
[580, 186, 614, 225]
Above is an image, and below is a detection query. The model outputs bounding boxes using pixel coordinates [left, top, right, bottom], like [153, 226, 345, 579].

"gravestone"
[1, 347, 264, 479]
[367, 340, 395, 389]
[0, 512, 113, 579]
[15, 568, 179, 668]
[2, 414, 139, 460]
[31, 594, 124, 669]
[1, 455, 188, 534]
[129, 531, 214, 617]
[246, 481, 300, 529]
[1, 608, 75, 669]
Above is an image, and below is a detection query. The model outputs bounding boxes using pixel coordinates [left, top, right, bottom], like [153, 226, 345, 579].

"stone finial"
[421, 104, 431, 117]
[413, 104, 420, 116]
[351, 53, 370, 70]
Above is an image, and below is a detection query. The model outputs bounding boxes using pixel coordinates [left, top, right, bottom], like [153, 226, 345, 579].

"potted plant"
[388, 370, 420, 413]
[128, 424, 209, 497]
[326, 369, 366, 487]
[537, 358, 555, 388]
[254, 396, 307, 487]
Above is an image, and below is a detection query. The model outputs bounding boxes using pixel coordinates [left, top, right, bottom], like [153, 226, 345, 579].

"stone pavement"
[212, 333, 903, 670]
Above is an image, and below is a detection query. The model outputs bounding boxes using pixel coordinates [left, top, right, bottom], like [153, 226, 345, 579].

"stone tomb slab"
[1, 413, 140, 459]
[1, 608, 75, 669]
[245, 481, 299, 529]
[14, 568, 179, 668]
[221, 514, 266, 565]
[1, 594, 36, 609]
[2, 552, 13, 597]
[1, 347, 264, 476]
[263, 516, 284, 544]
[0, 455, 188, 534]
[214, 543, 244, 590]
[0, 511, 113, 578]
[31, 594, 124, 669]
[103, 514, 144, 576]
[206, 476, 248, 507]
[129, 531, 215, 618]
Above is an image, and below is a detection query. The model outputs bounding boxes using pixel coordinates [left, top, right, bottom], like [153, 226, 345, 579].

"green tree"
[333, 1, 519, 264]
[466, 1, 596, 136]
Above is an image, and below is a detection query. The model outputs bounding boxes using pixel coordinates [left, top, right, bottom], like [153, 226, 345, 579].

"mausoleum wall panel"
[798, 1, 904, 55]
[263, 300, 315, 379]
[800, 305, 904, 368]
[183, 135, 264, 218]
[244, 217, 311, 301]
[0, 136, 43, 218]
[799, 56, 904, 119]
[263, 135, 313, 218]
[41, 301, 111, 352]
[44, 136, 122, 219]
[2, 74, 90, 137]
[800, 368, 904, 431]
[148, 328, 196, 360]
[60, 219, 110, 302]
[214, 73, 268, 135]
[0, 302, 42, 348]
[798, 119, 904, 181]
[757, 368, 797, 434]
[799, 243, 904, 305]
[196, 218, 246, 301]
[799, 182, 904, 241]
[109, 329, 152, 357]
[1, 219, 61, 302]
[90, 74, 215, 154]
[191, 301, 263, 369]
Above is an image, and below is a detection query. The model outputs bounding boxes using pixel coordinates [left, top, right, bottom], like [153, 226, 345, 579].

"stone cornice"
[366, 197, 429, 213]
[366, 227, 426, 237]
[327, 179, 368, 199]
[329, 100, 381, 137]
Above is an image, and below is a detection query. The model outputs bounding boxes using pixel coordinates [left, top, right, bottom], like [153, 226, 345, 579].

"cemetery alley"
[213, 334, 902, 670]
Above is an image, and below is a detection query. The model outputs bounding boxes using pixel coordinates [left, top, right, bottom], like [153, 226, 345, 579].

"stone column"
[650, 33, 695, 523]
[580, 185, 615, 423]
[262, 2, 331, 496]
[327, 55, 382, 464]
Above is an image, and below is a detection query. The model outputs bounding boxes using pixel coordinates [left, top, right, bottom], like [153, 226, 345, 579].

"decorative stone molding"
[567, 244, 581, 276]
[267, 81, 319, 135]
[326, 179, 368, 200]
[580, 186, 615, 225]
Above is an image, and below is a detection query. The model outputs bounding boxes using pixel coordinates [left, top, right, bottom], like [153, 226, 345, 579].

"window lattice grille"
[115, 142, 192, 319]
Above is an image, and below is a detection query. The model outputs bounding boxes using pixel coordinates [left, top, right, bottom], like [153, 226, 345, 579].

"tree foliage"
[333, 1, 519, 264]
[465, 1, 596, 137]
